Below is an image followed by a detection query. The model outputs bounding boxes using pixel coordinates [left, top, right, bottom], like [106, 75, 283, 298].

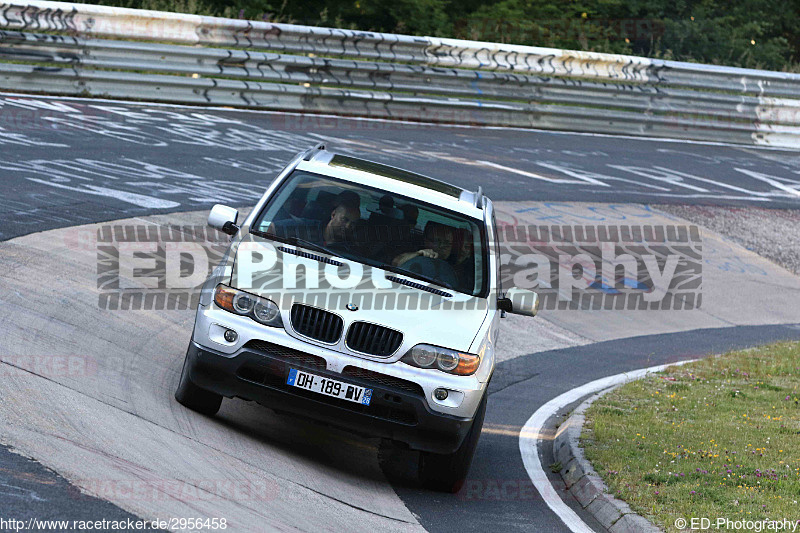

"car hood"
[229, 239, 489, 353]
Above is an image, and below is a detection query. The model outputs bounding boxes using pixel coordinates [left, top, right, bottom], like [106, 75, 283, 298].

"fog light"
[434, 388, 448, 401]
[223, 329, 238, 343]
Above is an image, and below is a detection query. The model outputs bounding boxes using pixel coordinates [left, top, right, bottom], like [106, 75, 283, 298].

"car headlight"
[401, 344, 480, 376]
[214, 284, 283, 327]
[233, 292, 256, 314]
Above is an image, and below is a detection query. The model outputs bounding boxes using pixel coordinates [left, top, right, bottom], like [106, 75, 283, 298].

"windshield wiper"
[250, 230, 345, 259]
[377, 263, 454, 290]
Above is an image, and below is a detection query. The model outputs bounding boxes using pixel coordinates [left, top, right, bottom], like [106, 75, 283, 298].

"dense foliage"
[82, 0, 800, 71]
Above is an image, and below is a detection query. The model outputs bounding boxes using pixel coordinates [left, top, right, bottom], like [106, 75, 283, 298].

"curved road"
[2, 93, 800, 532]
[3, 93, 800, 242]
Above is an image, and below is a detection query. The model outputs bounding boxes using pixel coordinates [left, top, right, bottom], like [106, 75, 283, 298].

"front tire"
[419, 393, 487, 493]
[174, 346, 222, 416]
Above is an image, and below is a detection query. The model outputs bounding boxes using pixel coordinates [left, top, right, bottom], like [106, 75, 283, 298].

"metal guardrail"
[1, 1, 799, 147]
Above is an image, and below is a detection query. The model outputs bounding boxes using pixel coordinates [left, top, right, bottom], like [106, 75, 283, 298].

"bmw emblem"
[346, 303, 358, 312]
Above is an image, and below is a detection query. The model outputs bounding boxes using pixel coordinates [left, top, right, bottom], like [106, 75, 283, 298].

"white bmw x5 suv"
[175, 144, 538, 492]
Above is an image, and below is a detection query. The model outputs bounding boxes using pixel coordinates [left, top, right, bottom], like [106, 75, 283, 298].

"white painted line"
[1, 91, 797, 152]
[734, 168, 800, 198]
[589, 191, 773, 201]
[26, 178, 180, 209]
[477, 160, 594, 185]
[519, 359, 697, 533]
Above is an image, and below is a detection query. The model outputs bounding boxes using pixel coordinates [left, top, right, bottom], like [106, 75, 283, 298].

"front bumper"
[184, 340, 477, 454]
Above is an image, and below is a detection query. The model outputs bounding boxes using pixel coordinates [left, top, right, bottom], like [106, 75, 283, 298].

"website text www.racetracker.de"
[0, 517, 227, 531]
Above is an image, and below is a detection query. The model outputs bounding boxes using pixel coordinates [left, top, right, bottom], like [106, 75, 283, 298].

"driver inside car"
[391, 222, 453, 266]
[390, 222, 459, 289]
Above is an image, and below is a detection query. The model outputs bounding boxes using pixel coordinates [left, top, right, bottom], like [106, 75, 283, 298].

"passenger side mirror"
[498, 288, 539, 317]
[208, 204, 239, 236]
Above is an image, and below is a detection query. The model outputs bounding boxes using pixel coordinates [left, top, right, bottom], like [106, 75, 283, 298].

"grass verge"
[583, 341, 800, 530]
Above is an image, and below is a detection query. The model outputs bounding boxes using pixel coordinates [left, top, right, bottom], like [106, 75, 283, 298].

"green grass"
[583, 341, 800, 530]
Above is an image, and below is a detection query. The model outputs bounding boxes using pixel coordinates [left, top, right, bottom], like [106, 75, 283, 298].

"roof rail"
[302, 142, 326, 161]
[474, 186, 483, 209]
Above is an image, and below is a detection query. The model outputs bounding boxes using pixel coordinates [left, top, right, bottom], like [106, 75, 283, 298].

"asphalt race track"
[1, 93, 800, 532]
[396, 325, 800, 533]
[3, 93, 800, 241]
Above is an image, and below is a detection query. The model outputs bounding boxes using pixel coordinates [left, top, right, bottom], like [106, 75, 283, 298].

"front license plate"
[286, 368, 372, 406]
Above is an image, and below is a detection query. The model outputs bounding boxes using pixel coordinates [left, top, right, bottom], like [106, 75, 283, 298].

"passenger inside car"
[268, 190, 362, 251]
[399, 204, 419, 229]
[368, 194, 404, 226]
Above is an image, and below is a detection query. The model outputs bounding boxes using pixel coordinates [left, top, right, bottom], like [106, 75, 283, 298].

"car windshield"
[251, 170, 488, 296]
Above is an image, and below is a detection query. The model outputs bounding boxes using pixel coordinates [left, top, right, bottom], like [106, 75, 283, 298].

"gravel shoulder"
[655, 205, 800, 276]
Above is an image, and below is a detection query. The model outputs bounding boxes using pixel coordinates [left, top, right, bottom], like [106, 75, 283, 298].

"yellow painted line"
[482, 424, 554, 440]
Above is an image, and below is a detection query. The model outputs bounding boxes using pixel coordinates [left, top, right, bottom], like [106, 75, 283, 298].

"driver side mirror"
[498, 288, 539, 317]
[208, 204, 239, 236]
